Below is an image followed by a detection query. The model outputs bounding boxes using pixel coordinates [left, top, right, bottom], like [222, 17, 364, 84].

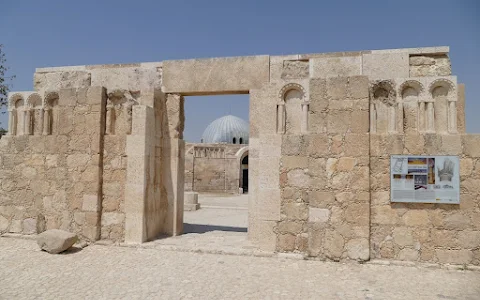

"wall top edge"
[34, 46, 449, 73]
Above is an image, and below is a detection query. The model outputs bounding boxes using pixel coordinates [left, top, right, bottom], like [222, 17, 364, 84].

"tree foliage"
[0, 44, 15, 109]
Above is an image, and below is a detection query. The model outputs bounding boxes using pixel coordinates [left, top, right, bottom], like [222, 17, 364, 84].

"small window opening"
[233, 137, 236, 144]
[239, 137, 243, 144]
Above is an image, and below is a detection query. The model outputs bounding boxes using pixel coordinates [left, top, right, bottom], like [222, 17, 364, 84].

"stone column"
[396, 102, 404, 134]
[388, 105, 396, 132]
[370, 103, 376, 133]
[105, 102, 114, 135]
[43, 108, 51, 135]
[277, 103, 285, 134]
[426, 102, 434, 132]
[23, 108, 30, 135]
[301, 101, 309, 133]
[7, 109, 15, 136]
[448, 101, 457, 133]
[418, 101, 425, 132]
[125, 102, 134, 135]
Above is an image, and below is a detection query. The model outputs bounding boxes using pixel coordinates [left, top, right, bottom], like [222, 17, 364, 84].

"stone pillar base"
[184, 192, 200, 211]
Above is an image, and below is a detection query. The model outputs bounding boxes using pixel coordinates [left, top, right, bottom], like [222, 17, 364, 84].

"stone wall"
[0, 87, 106, 241]
[370, 134, 480, 265]
[184, 143, 245, 193]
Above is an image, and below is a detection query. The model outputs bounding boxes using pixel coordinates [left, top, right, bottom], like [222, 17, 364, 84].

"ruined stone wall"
[277, 77, 371, 260]
[0, 87, 106, 241]
[370, 134, 480, 265]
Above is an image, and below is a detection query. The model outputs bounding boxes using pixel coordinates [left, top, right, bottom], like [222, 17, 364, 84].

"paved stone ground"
[1, 237, 479, 300]
[146, 193, 252, 254]
[197, 193, 249, 210]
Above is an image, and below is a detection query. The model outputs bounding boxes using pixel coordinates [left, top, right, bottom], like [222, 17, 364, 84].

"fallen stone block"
[37, 229, 78, 254]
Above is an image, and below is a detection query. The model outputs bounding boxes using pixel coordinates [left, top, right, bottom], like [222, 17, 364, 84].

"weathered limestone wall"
[4, 45, 476, 267]
[276, 77, 371, 260]
[124, 89, 168, 243]
[0, 87, 106, 241]
[184, 143, 245, 193]
[370, 134, 480, 265]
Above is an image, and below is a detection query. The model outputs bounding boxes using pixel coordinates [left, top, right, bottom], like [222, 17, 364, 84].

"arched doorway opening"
[240, 153, 248, 193]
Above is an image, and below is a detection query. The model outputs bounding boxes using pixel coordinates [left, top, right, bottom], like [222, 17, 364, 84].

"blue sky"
[1, 0, 478, 141]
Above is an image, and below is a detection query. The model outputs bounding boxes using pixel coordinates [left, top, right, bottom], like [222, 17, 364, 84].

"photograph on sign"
[390, 155, 460, 204]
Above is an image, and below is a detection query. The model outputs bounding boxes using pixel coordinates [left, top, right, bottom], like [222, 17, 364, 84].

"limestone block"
[184, 192, 200, 211]
[350, 110, 369, 133]
[462, 135, 480, 157]
[403, 210, 429, 227]
[327, 110, 350, 133]
[270, 55, 298, 81]
[404, 134, 424, 154]
[344, 134, 369, 157]
[344, 203, 369, 225]
[393, 227, 414, 247]
[277, 234, 296, 251]
[336, 157, 357, 172]
[308, 208, 330, 223]
[281, 60, 309, 79]
[90, 66, 161, 91]
[308, 191, 335, 208]
[0, 215, 8, 232]
[324, 230, 345, 260]
[283, 202, 308, 221]
[250, 189, 280, 221]
[346, 238, 370, 261]
[435, 249, 473, 265]
[34, 71, 91, 92]
[286, 169, 310, 188]
[327, 77, 348, 100]
[443, 213, 471, 230]
[310, 56, 362, 78]
[37, 229, 78, 254]
[306, 134, 329, 157]
[23, 218, 37, 234]
[440, 135, 462, 155]
[10, 219, 22, 233]
[371, 206, 399, 225]
[248, 218, 277, 251]
[362, 52, 409, 78]
[102, 213, 125, 226]
[162, 55, 269, 94]
[281, 156, 308, 171]
[276, 221, 303, 234]
[457, 231, 480, 249]
[398, 248, 419, 261]
[82, 194, 99, 212]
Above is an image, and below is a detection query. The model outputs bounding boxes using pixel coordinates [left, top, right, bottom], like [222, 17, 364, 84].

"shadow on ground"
[183, 223, 247, 234]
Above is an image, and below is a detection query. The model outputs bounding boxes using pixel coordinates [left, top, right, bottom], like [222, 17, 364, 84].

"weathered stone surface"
[37, 229, 78, 254]
[346, 238, 369, 261]
[162, 56, 269, 94]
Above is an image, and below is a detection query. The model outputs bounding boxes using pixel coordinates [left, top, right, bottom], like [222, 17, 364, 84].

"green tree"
[0, 44, 15, 130]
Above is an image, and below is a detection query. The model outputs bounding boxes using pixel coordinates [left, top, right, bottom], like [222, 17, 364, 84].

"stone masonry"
[1, 46, 479, 266]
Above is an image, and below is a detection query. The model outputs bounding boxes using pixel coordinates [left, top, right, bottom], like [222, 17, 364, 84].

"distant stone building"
[184, 115, 249, 194]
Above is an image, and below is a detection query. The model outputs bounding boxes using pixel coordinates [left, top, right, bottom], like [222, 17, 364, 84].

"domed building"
[201, 115, 249, 144]
[184, 115, 249, 202]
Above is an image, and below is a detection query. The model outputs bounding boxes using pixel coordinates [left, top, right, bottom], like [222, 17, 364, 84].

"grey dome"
[201, 115, 249, 144]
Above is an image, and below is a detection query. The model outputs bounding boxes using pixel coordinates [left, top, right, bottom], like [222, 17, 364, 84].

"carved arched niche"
[399, 80, 423, 133]
[370, 81, 397, 133]
[8, 93, 24, 136]
[106, 90, 138, 135]
[277, 83, 308, 134]
[26, 93, 43, 135]
[429, 79, 456, 133]
[44, 92, 59, 135]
